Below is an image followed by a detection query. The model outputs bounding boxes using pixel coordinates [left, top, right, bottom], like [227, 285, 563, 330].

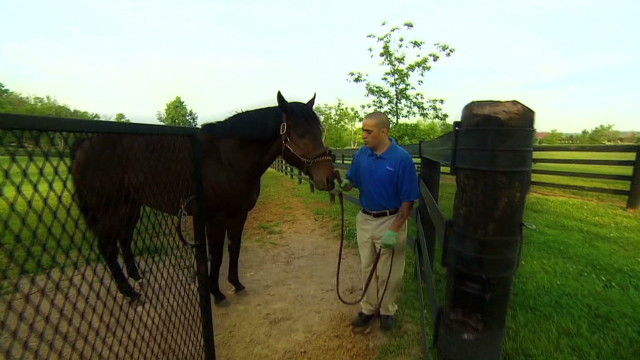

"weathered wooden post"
[627, 147, 640, 209]
[437, 101, 534, 360]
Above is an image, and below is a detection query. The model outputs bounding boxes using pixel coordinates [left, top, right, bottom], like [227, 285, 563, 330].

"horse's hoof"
[233, 283, 246, 293]
[133, 278, 146, 293]
[214, 297, 230, 307]
[129, 295, 145, 307]
[126, 290, 143, 306]
[234, 288, 246, 295]
[119, 284, 141, 299]
[212, 291, 227, 304]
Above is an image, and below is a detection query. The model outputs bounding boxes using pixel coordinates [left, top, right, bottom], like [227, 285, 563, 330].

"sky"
[1, 0, 638, 132]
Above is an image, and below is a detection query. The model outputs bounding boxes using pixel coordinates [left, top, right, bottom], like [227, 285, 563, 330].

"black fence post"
[191, 136, 217, 360]
[420, 144, 441, 272]
[627, 147, 640, 210]
[437, 101, 534, 360]
[298, 169, 303, 185]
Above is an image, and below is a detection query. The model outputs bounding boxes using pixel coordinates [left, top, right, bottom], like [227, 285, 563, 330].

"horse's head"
[277, 91, 336, 191]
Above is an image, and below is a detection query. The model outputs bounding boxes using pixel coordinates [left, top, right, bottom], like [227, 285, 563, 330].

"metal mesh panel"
[1, 123, 211, 359]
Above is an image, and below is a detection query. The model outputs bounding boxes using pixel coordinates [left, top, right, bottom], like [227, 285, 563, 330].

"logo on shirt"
[386, 166, 395, 172]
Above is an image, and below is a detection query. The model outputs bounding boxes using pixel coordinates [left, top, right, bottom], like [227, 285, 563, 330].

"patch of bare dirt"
[213, 181, 388, 360]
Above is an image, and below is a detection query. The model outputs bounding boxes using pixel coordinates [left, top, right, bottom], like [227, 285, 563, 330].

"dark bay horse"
[71, 92, 335, 302]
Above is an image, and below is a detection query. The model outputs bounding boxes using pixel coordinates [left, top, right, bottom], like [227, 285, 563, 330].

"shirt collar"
[367, 138, 397, 158]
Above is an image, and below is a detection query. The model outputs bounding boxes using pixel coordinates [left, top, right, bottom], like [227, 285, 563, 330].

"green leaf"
[346, 21, 455, 124]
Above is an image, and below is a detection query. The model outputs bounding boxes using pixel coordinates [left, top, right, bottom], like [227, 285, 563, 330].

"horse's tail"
[70, 137, 87, 161]
[69, 137, 98, 229]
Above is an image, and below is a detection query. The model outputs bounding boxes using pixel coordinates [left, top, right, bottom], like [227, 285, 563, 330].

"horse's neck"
[236, 138, 282, 178]
[206, 135, 282, 184]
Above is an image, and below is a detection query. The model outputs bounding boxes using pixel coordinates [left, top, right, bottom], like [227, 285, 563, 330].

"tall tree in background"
[315, 100, 362, 148]
[348, 21, 454, 125]
[0, 82, 100, 120]
[390, 119, 453, 144]
[588, 124, 620, 144]
[114, 113, 130, 122]
[156, 96, 198, 127]
[0, 82, 100, 148]
[539, 129, 566, 144]
[0, 83, 10, 112]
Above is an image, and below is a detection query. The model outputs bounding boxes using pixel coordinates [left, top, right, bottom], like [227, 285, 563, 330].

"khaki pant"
[356, 211, 407, 316]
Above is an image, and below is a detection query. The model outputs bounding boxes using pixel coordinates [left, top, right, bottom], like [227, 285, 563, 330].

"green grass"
[0, 155, 95, 283]
[268, 166, 640, 360]
[257, 221, 284, 235]
[505, 194, 639, 359]
[1, 155, 177, 294]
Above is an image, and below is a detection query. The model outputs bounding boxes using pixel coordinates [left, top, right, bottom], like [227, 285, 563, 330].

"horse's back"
[72, 134, 194, 216]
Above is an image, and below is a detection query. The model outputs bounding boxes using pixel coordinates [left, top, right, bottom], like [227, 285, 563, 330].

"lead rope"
[177, 195, 199, 248]
[335, 171, 393, 311]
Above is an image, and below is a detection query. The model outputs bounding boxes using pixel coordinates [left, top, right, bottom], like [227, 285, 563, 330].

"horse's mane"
[200, 103, 321, 140]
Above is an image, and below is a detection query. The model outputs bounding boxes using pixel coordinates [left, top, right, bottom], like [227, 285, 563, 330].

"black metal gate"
[1, 114, 215, 359]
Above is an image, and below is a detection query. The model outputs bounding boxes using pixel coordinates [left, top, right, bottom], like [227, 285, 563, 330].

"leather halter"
[279, 113, 333, 174]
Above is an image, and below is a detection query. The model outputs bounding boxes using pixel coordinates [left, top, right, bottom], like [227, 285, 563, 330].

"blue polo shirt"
[346, 140, 420, 211]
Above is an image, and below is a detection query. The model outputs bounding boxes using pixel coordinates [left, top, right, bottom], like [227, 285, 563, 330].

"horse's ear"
[306, 93, 316, 108]
[277, 91, 289, 113]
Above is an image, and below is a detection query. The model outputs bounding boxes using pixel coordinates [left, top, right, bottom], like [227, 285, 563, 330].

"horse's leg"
[227, 211, 248, 293]
[98, 232, 140, 300]
[206, 216, 227, 304]
[120, 205, 142, 281]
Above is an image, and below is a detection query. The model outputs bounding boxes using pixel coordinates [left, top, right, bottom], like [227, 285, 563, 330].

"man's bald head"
[364, 111, 390, 131]
[362, 111, 391, 152]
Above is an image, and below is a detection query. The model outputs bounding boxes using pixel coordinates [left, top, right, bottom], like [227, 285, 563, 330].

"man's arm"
[389, 201, 414, 232]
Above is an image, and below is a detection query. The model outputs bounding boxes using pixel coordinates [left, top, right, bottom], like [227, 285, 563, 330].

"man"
[338, 111, 420, 331]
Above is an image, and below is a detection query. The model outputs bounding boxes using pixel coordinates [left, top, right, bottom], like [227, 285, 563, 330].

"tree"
[390, 119, 453, 144]
[0, 82, 101, 148]
[0, 82, 99, 120]
[114, 113, 130, 122]
[539, 129, 565, 144]
[156, 96, 198, 127]
[588, 124, 620, 144]
[315, 100, 362, 148]
[348, 21, 454, 125]
[622, 131, 639, 144]
[0, 83, 10, 112]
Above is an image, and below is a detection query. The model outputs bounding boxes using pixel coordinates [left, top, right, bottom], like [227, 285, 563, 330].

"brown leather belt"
[361, 209, 399, 218]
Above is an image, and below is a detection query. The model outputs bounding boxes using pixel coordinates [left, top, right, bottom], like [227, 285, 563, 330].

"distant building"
[536, 132, 551, 140]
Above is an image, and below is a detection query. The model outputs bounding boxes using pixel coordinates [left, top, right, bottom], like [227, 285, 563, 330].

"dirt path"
[212, 180, 388, 360]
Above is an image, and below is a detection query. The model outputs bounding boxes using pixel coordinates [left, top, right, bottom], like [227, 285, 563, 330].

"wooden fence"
[330, 143, 640, 210]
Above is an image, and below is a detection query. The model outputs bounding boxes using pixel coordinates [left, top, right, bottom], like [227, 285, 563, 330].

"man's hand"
[381, 230, 397, 249]
[337, 178, 352, 191]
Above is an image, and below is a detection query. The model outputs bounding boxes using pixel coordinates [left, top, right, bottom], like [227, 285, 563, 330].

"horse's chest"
[208, 184, 258, 213]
